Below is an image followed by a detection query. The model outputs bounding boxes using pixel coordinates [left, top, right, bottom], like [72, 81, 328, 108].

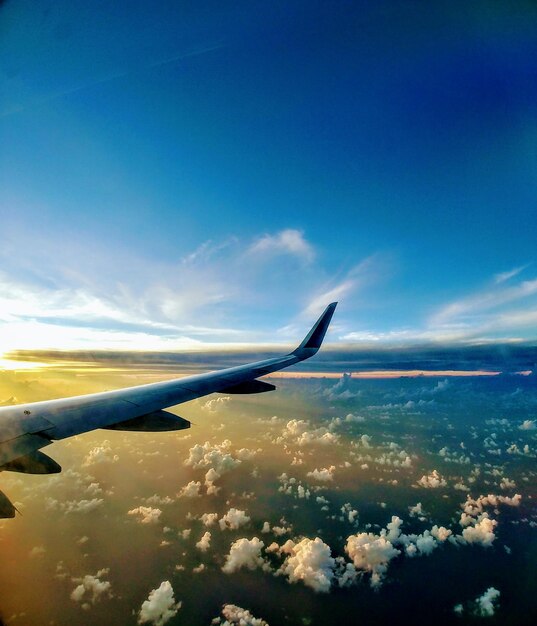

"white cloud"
[212, 604, 269, 626]
[178, 481, 202, 498]
[306, 466, 335, 482]
[345, 532, 400, 588]
[47, 497, 104, 515]
[202, 396, 231, 413]
[138, 581, 182, 626]
[83, 441, 119, 466]
[195, 531, 211, 552]
[279, 537, 335, 593]
[219, 508, 251, 531]
[278, 419, 339, 447]
[460, 515, 497, 547]
[200, 512, 218, 527]
[519, 419, 536, 431]
[494, 265, 528, 284]
[248, 229, 315, 263]
[474, 587, 501, 617]
[417, 469, 447, 489]
[222, 537, 266, 574]
[128, 506, 162, 525]
[71, 569, 112, 609]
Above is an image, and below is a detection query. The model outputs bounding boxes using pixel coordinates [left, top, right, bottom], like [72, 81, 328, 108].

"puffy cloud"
[306, 466, 335, 482]
[340, 503, 359, 525]
[460, 515, 497, 547]
[47, 497, 104, 515]
[222, 537, 266, 574]
[200, 512, 219, 527]
[408, 502, 427, 520]
[219, 508, 251, 531]
[278, 420, 340, 447]
[345, 532, 400, 588]
[178, 481, 202, 498]
[202, 396, 231, 413]
[138, 581, 182, 626]
[185, 440, 240, 472]
[461, 493, 522, 517]
[70, 569, 112, 610]
[417, 469, 447, 489]
[519, 419, 536, 430]
[455, 587, 501, 618]
[345, 413, 365, 423]
[185, 440, 242, 493]
[212, 604, 269, 625]
[236, 448, 259, 461]
[323, 373, 361, 401]
[128, 506, 162, 525]
[196, 531, 212, 552]
[279, 537, 335, 593]
[83, 440, 119, 466]
[474, 587, 501, 617]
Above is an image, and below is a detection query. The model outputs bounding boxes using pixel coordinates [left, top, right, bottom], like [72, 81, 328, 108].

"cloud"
[519, 419, 536, 430]
[128, 506, 162, 524]
[202, 396, 231, 412]
[494, 265, 528, 284]
[195, 531, 212, 552]
[212, 604, 269, 626]
[70, 569, 112, 610]
[200, 512, 218, 526]
[248, 229, 315, 263]
[460, 515, 497, 547]
[279, 537, 335, 593]
[178, 481, 202, 498]
[306, 466, 336, 482]
[47, 497, 104, 515]
[82, 440, 119, 466]
[277, 419, 339, 447]
[222, 537, 266, 574]
[416, 469, 447, 489]
[473, 587, 501, 617]
[138, 581, 182, 626]
[344, 532, 400, 588]
[183, 440, 247, 495]
[219, 508, 251, 531]
[323, 373, 361, 401]
[455, 587, 501, 618]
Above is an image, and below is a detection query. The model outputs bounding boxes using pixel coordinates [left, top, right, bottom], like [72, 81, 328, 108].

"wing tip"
[292, 301, 338, 358]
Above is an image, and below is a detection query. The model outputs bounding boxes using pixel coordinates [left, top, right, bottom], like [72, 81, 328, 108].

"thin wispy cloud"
[248, 229, 315, 264]
[494, 264, 529, 284]
[1, 42, 225, 118]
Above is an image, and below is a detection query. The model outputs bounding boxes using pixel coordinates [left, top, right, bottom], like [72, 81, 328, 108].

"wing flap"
[219, 380, 276, 394]
[103, 409, 190, 432]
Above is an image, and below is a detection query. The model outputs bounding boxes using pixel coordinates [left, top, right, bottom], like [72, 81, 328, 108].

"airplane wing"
[0, 302, 337, 517]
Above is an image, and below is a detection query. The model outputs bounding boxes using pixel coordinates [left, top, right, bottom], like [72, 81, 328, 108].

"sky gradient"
[2, 1, 537, 355]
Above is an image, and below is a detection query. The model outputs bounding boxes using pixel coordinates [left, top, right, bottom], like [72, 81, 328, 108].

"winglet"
[292, 302, 337, 359]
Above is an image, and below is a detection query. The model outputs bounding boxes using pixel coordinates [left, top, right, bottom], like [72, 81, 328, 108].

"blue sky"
[1, 0, 537, 351]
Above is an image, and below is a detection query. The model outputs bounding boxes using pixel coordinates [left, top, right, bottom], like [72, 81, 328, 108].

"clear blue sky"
[1, 0, 537, 351]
